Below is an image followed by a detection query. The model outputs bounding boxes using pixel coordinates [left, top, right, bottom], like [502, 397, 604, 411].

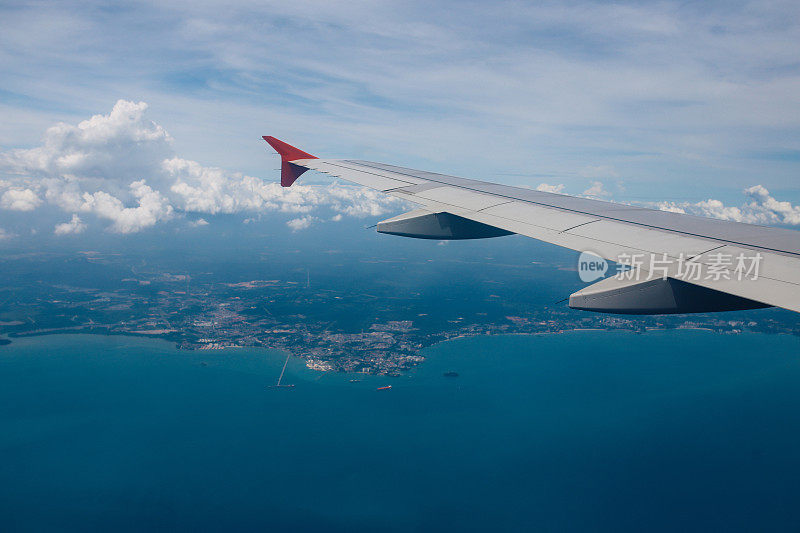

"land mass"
[2, 250, 798, 375]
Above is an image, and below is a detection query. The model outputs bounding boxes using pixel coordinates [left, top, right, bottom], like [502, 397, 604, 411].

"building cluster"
[3, 257, 800, 376]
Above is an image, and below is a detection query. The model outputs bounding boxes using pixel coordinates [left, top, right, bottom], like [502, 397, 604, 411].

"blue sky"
[1, 0, 800, 238]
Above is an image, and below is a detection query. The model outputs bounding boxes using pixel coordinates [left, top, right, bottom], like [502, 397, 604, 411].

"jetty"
[269, 353, 295, 388]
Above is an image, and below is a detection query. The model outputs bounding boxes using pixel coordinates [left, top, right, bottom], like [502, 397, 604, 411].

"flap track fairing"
[377, 209, 514, 240]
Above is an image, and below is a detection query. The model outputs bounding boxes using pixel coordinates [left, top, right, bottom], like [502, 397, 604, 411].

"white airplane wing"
[264, 136, 800, 315]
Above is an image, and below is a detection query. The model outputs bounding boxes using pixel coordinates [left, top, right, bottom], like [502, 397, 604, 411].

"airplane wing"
[263, 136, 800, 315]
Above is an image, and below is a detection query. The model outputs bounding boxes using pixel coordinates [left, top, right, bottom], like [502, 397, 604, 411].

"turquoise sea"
[2, 331, 800, 531]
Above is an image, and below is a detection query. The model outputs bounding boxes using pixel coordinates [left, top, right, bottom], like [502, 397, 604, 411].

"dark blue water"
[2, 331, 800, 531]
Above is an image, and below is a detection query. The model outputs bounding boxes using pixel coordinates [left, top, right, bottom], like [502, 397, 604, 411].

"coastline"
[6, 327, 800, 379]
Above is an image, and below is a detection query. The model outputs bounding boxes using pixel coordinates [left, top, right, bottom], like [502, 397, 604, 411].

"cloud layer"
[536, 178, 800, 226]
[2, 100, 799, 239]
[0, 100, 403, 234]
[2, 1, 799, 197]
[0, 100, 800, 240]
[654, 185, 800, 225]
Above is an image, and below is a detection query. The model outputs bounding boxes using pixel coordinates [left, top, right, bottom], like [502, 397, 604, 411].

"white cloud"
[2, 1, 800, 200]
[693, 199, 746, 222]
[536, 183, 565, 194]
[743, 184, 800, 225]
[322, 181, 403, 217]
[3, 98, 799, 239]
[0, 188, 42, 211]
[54, 214, 86, 235]
[286, 216, 317, 231]
[0, 227, 12, 240]
[164, 157, 402, 218]
[653, 201, 686, 214]
[582, 181, 611, 199]
[652, 185, 800, 225]
[2, 100, 171, 182]
[77, 180, 174, 234]
[0, 101, 404, 233]
[190, 218, 209, 227]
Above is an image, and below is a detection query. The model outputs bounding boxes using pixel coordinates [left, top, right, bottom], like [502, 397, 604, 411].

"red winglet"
[262, 136, 318, 187]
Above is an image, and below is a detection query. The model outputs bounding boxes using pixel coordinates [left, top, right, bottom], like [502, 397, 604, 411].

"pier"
[269, 353, 295, 388]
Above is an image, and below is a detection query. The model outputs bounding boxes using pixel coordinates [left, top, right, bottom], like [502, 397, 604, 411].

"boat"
[376, 385, 392, 391]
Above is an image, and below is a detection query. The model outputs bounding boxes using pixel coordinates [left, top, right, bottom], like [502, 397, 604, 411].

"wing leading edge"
[263, 137, 800, 315]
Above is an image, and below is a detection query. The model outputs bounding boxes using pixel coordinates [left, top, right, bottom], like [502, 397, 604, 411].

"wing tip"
[262, 136, 317, 162]
[262, 136, 317, 187]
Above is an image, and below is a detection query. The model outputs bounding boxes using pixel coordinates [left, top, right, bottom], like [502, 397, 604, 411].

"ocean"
[1, 331, 800, 531]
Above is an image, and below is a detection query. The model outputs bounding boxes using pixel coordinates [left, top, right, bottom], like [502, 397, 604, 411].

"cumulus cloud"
[6, 101, 798, 238]
[692, 199, 746, 222]
[582, 181, 611, 199]
[1, 188, 42, 211]
[653, 185, 800, 225]
[2, 100, 171, 183]
[54, 214, 86, 235]
[0, 100, 403, 234]
[743, 185, 800, 225]
[286, 216, 318, 231]
[536, 183, 565, 194]
[78, 180, 174, 233]
[653, 201, 686, 214]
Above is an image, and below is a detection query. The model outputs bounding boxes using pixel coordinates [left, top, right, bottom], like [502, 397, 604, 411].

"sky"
[1, 0, 800, 240]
